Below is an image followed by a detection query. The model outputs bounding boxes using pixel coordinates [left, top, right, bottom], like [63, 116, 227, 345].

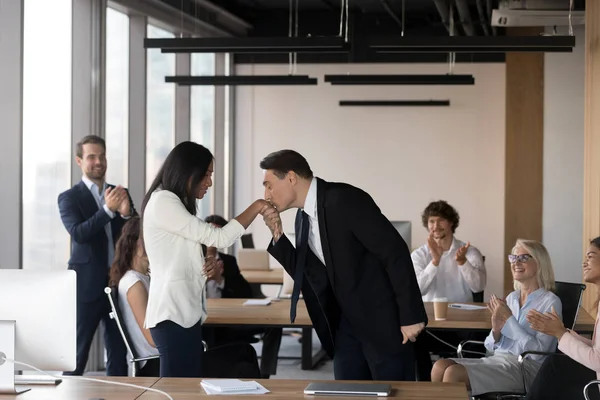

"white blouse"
[143, 190, 245, 329]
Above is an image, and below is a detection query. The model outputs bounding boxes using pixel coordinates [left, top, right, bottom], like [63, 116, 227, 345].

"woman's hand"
[488, 294, 512, 339]
[527, 307, 567, 340]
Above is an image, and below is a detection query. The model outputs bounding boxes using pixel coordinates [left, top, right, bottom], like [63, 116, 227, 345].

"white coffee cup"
[433, 297, 449, 321]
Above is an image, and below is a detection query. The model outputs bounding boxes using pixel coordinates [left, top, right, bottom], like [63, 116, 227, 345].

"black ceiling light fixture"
[339, 100, 451, 107]
[145, 36, 350, 54]
[324, 74, 474, 85]
[165, 75, 318, 86]
[367, 35, 575, 53]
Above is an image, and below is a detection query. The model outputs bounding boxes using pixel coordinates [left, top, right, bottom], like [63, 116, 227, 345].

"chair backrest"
[472, 291, 484, 303]
[278, 268, 295, 298]
[104, 286, 139, 360]
[554, 281, 586, 330]
[237, 249, 270, 270]
[240, 234, 255, 249]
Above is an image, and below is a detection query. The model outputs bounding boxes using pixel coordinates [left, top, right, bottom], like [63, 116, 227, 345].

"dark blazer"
[269, 178, 427, 358]
[219, 252, 253, 299]
[58, 180, 136, 303]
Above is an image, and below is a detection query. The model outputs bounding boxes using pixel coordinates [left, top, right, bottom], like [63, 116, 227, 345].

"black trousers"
[63, 297, 127, 376]
[150, 319, 204, 377]
[333, 316, 415, 381]
[526, 354, 600, 400]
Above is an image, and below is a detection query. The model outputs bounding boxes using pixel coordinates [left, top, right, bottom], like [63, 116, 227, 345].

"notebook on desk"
[304, 382, 391, 397]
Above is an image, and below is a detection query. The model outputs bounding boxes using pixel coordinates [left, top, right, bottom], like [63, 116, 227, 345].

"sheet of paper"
[201, 380, 270, 395]
[243, 299, 271, 306]
[449, 303, 488, 311]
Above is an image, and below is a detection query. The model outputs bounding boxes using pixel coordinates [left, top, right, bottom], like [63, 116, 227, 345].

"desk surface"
[426, 302, 596, 333]
[240, 269, 284, 284]
[139, 378, 469, 400]
[205, 298, 311, 327]
[7, 376, 159, 400]
[206, 299, 596, 333]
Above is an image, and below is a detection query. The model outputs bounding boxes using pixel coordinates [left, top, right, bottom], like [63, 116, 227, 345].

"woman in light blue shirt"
[431, 239, 562, 396]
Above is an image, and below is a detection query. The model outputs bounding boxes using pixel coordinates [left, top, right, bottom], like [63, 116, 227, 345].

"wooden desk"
[138, 378, 469, 399]
[240, 269, 284, 285]
[425, 302, 596, 333]
[205, 298, 310, 327]
[4, 376, 159, 400]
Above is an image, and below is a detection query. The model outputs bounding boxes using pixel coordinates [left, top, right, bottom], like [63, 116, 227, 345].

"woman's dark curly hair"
[109, 216, 143, 286]
[421, 200, 460, 233]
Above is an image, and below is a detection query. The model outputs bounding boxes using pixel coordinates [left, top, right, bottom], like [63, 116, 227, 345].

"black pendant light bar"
[324, 74, 475, 85]
[165, 75, 318, 86]
[339, 100, 450, 107]
[146, 37, 349, 54]
[368, 35, 575, 53]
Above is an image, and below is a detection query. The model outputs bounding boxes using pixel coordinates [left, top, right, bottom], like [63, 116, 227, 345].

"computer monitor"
[0, 269, 76, 394]
[391, 221, 412, 249]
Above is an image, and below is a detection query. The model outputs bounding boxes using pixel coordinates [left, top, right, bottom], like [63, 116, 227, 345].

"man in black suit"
[259, 150, 427, 381]
[58, 135, 134, 376]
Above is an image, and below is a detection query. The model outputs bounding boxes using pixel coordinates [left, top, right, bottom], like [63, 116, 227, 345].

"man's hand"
[203, 257, 222, 281]
[400, 322, 425, 344]
[262, 204, 283, 242]
[118, 190, 131, 217]
[455, 242, 471, 266]
[105, 186, 126, 212]
[427, 233, 443, 266]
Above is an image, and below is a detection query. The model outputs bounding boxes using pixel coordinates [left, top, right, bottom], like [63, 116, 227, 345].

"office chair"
[105, 286, 161, 377]
[241, 234, 255, 249]
[585, 380, 600, 400]
[457, 281, 586, 400]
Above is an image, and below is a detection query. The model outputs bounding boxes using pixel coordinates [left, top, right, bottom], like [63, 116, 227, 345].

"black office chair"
[241, 234, 255, 249]
[585, 380, 600, 400]
[457, 281, 586, 400]
[105, 286, 161, 377]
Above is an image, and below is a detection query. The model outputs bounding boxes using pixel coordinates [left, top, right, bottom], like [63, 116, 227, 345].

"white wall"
[543, 26, 585, 283]
[234, 62, 506, 298]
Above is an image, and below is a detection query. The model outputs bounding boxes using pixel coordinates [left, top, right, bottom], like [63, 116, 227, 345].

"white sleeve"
[411, 248, 438, 295]
[458, 247, 486, 293]
[145, 191, 245, 248]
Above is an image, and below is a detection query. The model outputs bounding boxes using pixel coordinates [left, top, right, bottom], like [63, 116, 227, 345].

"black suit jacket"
[219, 252, 253, 299]
[58, 181, 136, 303]
[268, 178, 427, 358]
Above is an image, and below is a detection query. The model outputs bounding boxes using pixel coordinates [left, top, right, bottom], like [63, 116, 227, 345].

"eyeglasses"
[508, 254, 533, 264]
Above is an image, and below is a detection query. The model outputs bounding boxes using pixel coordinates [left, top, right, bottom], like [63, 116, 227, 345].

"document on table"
[201, 379, 270, 395]
[449, 303, 488, 310]
[243, 299, 271, 306]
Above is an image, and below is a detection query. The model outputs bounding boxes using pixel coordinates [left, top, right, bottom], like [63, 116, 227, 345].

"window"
[22, 0, 72, 270]
[146, 24, 175, 190]
[190, 53, 215, 218]
[105, 7, 129, 186]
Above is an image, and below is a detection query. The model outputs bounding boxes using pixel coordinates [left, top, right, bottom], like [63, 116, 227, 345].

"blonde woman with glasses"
[431, 239, 562, 396]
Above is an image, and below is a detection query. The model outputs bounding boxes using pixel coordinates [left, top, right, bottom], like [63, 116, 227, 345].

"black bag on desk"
[203, 343, 261, 379]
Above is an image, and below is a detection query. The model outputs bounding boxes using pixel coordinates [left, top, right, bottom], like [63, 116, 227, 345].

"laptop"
[304, 382, 391, 397]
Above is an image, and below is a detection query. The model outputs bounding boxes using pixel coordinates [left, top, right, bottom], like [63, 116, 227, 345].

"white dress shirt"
[411, 237, 486, 302]
[143, 190, 245, 329]
[303, 178, 326, 266]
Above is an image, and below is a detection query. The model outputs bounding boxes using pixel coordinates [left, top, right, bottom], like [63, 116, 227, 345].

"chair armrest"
[517, 351, 567, 364]
[132, 355, 160, 363]
[457, 340, 486, 358]
[584, 380, 600, 400]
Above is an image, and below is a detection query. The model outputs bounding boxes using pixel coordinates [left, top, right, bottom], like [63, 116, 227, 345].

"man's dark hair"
[421, 200, 460, 233]
[259, 150, 313, 180]
[205, 215, 228, 227]
[76, 135, 106, 158]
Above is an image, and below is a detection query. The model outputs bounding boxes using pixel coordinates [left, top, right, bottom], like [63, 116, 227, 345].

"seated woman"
[525, 237, 600, 400]
[431, 239, 562, 396]
[109, 216, 159, 377]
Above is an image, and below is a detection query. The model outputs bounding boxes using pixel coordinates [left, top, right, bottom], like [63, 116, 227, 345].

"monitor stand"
[0, 321, 31, 394]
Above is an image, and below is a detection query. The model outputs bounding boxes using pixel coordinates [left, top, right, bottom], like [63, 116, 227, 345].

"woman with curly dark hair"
[109, 216, 159, 376]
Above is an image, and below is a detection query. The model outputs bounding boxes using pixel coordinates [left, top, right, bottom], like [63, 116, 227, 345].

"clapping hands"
[105, 185, 131, 216]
